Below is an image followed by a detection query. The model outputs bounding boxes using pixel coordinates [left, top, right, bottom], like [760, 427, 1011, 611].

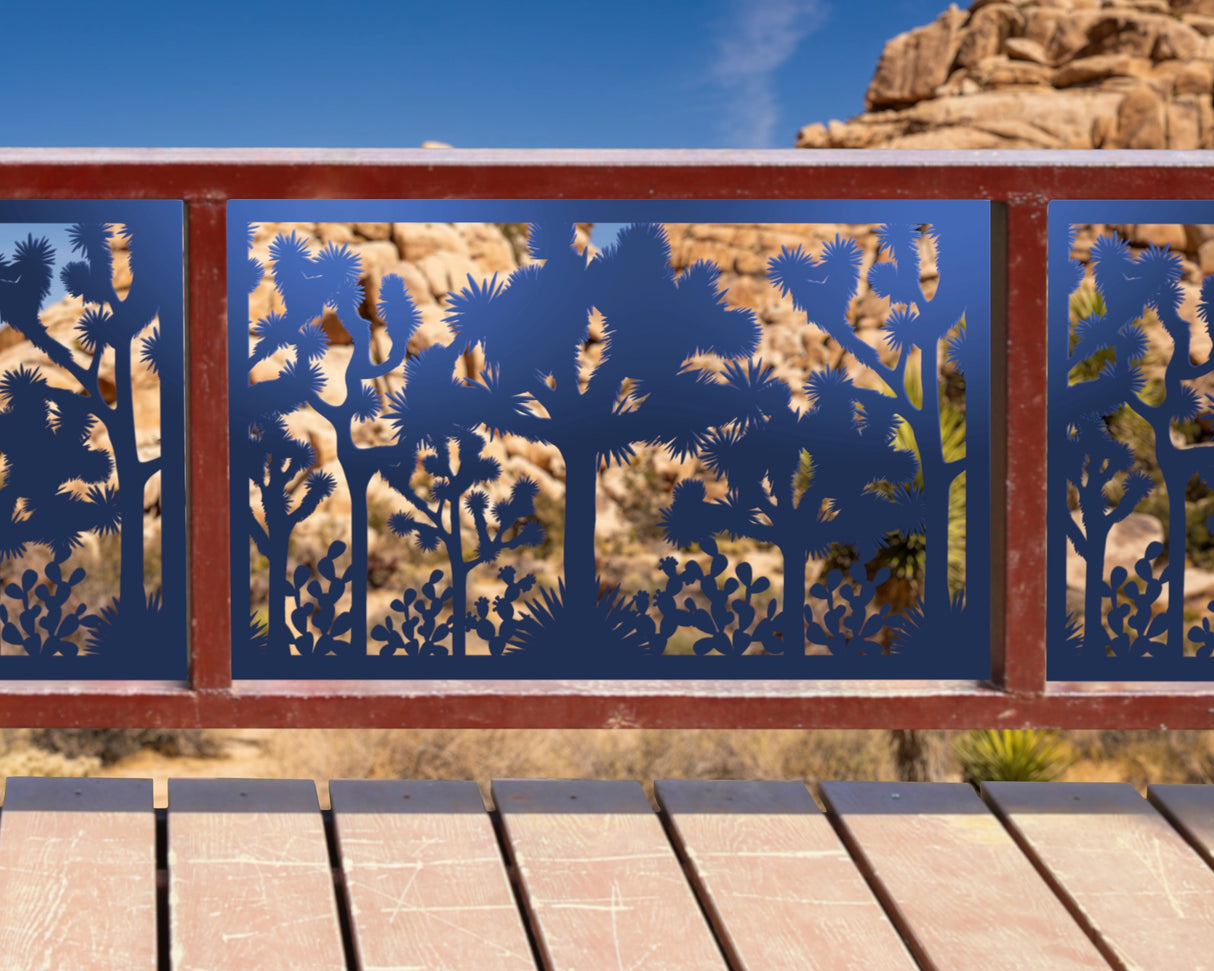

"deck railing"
[0, 148, 1212, 728]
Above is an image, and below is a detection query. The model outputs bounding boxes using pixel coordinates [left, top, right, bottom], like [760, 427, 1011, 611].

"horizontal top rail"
[1, 147, 1214, 199]
[0, 149, 1208, 726]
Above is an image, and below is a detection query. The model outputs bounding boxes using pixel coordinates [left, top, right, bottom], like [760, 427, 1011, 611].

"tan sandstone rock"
[798, 0, 1214, 151]
[866, 5, 969, 108]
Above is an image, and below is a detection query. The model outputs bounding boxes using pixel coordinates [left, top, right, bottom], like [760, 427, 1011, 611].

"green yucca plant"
[955, 729, 1073, 784]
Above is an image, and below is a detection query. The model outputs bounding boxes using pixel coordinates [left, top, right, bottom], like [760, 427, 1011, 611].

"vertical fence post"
[999, 197, 1049, 696]
[187, 200, 232, 691]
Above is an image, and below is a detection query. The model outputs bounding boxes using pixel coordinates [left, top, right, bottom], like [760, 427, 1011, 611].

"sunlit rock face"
[797, 0, 1214, 150]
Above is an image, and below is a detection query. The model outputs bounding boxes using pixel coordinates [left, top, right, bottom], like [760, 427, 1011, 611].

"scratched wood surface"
[167, 779, 345, 971]
[0, 778, 155, 971]
[1148, 783, 1214, 869]
[654, 779, 916, 971]
[820, 781, 1109, 970]
[493, 779, 728, 971]
[15, 776, 1214, 967]
[330, 779, 536, 970]
[984, 782, 1214, 971]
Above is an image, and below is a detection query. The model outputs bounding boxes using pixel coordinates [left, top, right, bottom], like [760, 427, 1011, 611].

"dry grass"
[1065, 731, 1214, 788]
[264, 728, 950, 805]
[262, 728, 1214, 805]
[12, 728, 1214, 809]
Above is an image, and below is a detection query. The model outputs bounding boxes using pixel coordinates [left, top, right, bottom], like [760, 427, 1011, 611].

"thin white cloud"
[712, 0, 827, 148]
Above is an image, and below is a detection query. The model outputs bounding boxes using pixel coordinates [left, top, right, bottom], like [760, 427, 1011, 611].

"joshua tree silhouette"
[379, 395, 545, 657]
[1062, 233, 1214, 657]
[0, 366, 119, 561]
[769, 224, 969, 627]
[0, 220, 175, 643]
[242, 233, 418, 655]
[661, 358, 922, 653]
[444, 223, 760, 626]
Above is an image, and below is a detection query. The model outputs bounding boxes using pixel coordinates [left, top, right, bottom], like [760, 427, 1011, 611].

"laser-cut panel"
[230, 201, 990, 679]
[1051, 202, 1214, 680]
[0, 202, 185, 678]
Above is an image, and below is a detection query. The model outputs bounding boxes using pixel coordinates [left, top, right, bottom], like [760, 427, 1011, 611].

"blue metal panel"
[0, 201, 185, 678]
[230, 200, 990, 679]
[1050, 201, 1214, 680]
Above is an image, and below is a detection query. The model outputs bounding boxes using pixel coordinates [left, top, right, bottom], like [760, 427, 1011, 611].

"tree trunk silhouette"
[562, 443, 598, 619]
[113, 343, 147, 626]
[780, 542, 806, 655]
[446, 514, 467, 658]
[267, 515, 291, 656]
[346, 465, 371, 658]
[1161, 454, 1187, 657]
[1082, 528, 1110, 654]
[916, 340, 951, 615]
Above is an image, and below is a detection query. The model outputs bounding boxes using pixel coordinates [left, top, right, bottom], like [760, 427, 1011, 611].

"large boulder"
[866, 5, 970, 109]
[801, 0, 1214, 151]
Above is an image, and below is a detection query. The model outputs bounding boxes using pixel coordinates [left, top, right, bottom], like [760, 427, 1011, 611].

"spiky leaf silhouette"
[446, 222, 759, 625]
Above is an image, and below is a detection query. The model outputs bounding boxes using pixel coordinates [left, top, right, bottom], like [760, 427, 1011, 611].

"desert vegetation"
[4, 728, 1208, 808]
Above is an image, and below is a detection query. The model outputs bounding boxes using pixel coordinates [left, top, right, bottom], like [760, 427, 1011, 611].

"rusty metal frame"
[0, 147, 1210, 728]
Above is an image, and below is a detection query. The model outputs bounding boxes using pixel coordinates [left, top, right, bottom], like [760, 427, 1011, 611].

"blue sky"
[4, 0, 947, 149]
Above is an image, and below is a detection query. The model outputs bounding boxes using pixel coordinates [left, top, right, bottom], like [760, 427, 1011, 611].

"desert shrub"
[955, 729, 1072, 784]
[27, 729, 221, 765]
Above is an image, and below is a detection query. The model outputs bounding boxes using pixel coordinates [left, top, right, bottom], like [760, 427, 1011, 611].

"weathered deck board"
[493, 779, 728, 971]
[984, 781, 1214, 971]
[1147, 784, 1214, 869]
[167, 778, 345, 971]
[0, 778, 155, 971]
[820, 781, 1109, 971]
[330, 779, 536, 971]
[654, 779, 916, 971]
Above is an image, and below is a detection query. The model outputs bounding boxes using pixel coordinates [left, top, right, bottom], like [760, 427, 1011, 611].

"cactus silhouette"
[0, 553, 96, 657]
[651, 539, 780, 656]
[371, 571, 454, 657]
[465, 566, 537, 657]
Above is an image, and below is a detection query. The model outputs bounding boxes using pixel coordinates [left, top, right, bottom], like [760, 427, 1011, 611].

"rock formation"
[797, 0, 1214, 149]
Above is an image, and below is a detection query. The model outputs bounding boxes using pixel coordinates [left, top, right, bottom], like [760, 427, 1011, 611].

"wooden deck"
[1, 778, 1213, 970]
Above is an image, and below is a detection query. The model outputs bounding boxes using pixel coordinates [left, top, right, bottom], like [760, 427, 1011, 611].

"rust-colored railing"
[0, 148, 1211, 728]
